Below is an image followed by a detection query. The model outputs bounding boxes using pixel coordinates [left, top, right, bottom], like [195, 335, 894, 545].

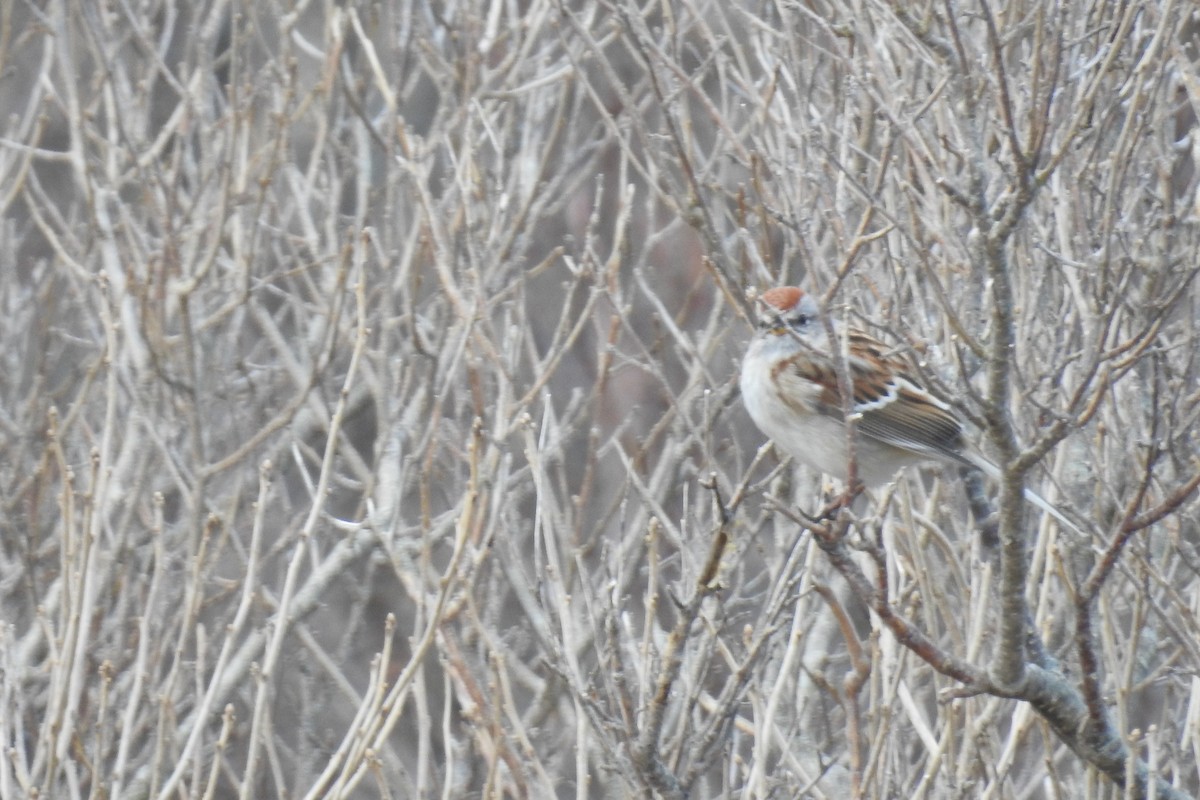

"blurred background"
[2, 1, 1199, 797]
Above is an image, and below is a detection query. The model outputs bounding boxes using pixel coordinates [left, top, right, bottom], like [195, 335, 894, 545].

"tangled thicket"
[2, 2, 1199, 798]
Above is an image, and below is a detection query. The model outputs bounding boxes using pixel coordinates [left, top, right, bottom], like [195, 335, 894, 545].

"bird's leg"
[809, 479, 865, 523]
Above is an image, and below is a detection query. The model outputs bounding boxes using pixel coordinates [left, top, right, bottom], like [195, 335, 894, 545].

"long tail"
[966, 454, 1081, 533]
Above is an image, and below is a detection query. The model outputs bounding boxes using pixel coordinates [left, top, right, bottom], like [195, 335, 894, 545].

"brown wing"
[781, 333, 970, 465]
[849, 333, 968, 463]
[852, 375, 969, 465]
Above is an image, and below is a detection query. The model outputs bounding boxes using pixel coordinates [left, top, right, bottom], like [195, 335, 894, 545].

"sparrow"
[740, 286, 1076, 529]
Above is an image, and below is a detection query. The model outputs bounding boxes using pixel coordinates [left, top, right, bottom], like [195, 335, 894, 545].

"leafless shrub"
[1, 1, 1198, 798]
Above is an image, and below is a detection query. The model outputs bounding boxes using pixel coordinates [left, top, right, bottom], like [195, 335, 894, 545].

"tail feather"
[965, 453, 1081, 533]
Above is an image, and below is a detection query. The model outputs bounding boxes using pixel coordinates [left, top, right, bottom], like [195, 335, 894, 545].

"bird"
[739, 285, 1077, 529]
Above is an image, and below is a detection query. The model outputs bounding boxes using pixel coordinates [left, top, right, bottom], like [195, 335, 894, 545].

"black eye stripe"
[758, 309, 812, 329]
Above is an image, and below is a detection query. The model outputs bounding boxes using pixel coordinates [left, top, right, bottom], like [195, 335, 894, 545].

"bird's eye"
[760, 310, 810, 332]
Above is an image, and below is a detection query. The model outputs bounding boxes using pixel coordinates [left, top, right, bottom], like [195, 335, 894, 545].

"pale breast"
[741, 337, 927, 486]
